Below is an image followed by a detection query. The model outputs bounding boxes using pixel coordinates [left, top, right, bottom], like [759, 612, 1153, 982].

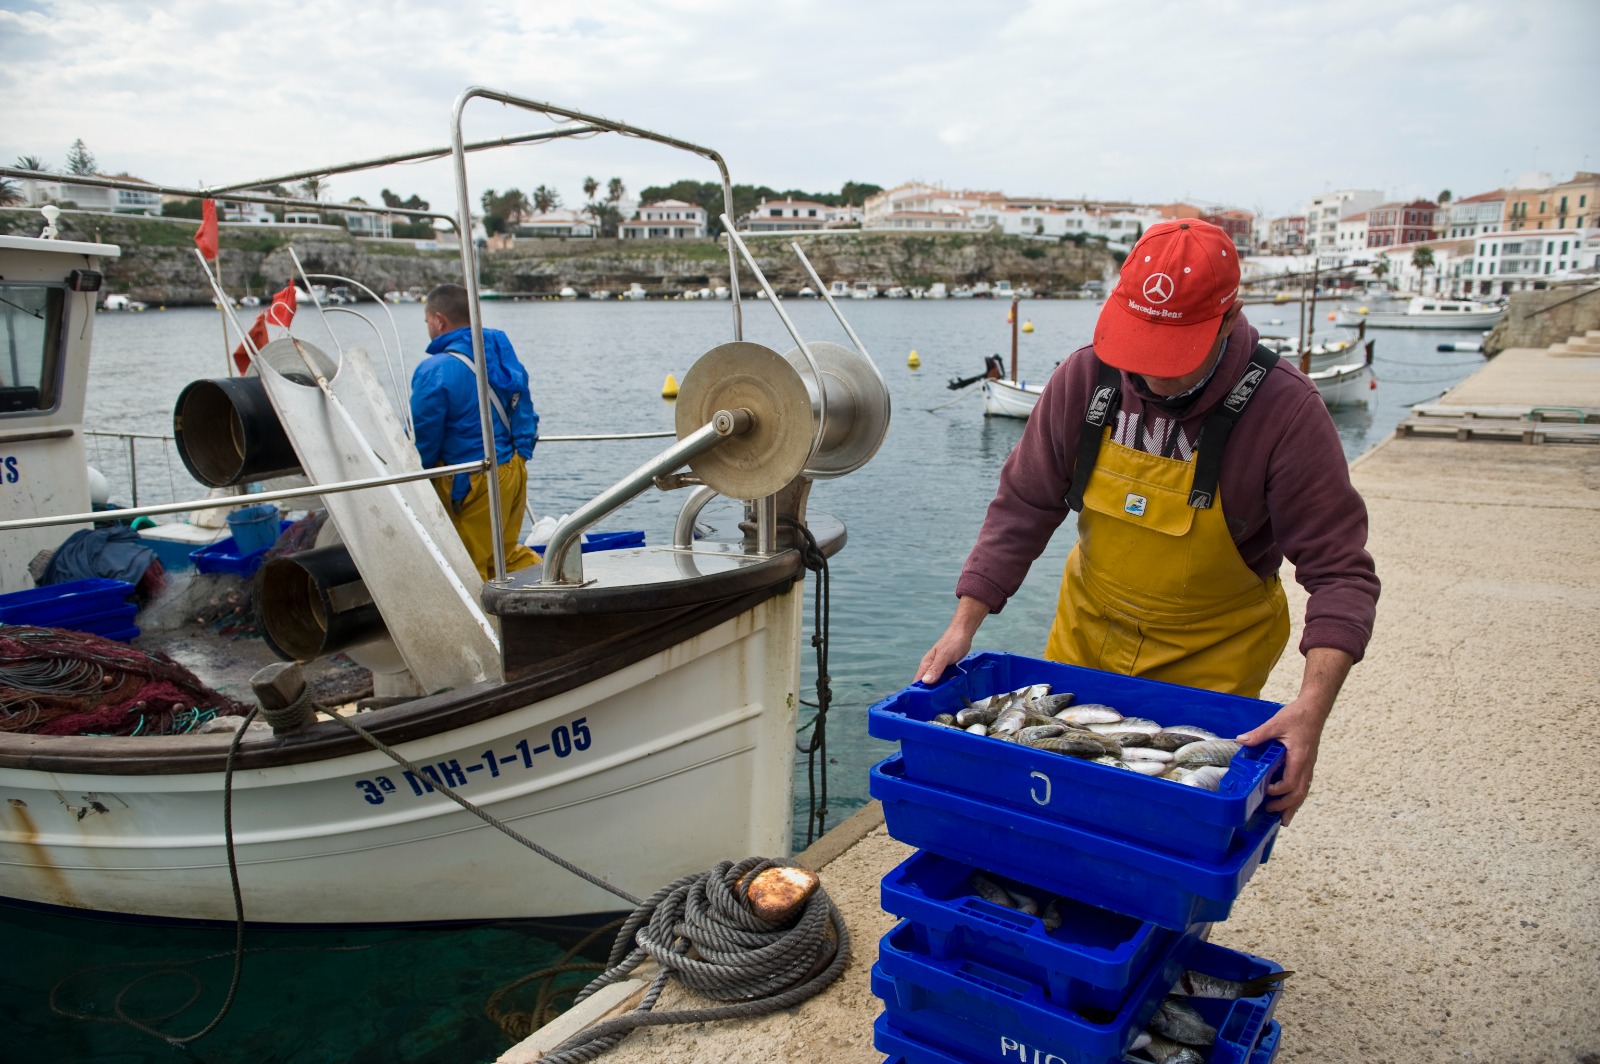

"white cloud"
[1, 0, 1595, 220]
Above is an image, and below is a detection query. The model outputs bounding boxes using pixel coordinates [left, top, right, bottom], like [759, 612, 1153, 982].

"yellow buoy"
[907, 350, 921, 369]
[1021, 320, 1034, 334]
[661, 373, 679, 399]
[1358, 306, 1369, 314]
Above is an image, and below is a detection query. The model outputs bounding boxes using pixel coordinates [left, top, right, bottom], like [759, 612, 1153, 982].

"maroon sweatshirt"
[956, 313, 1379, 663]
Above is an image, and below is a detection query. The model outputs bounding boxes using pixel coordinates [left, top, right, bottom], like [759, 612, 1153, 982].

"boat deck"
[502, 335, 1600, 1064]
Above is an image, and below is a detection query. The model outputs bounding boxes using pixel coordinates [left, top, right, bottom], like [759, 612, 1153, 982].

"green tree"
[381, 189, 431, 212]
[583, 176, 599, 201]
[606, 177, 625, 204]
[480, 188, 530, 235]
[1436, 189, 1452, 206]
[14, 155, 48, 172]
[532, 184, 561, 214]
[0, 178, 21, 206]
[1410, 246, 1435, 293]
[65, 139, 95, 175]
[298, 175, 327, 202]
[162, 197, 205, 219]
[839, 180, 883, 205]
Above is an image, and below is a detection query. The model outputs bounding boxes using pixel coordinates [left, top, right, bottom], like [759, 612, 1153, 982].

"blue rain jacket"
[411, 327, 538, 507]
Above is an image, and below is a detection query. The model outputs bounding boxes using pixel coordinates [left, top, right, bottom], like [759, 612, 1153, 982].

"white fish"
[1173, 739, 1242, 769]
[1087, 716, 1160, 735]
[1163, 724, 1219, 741]
[1126, 760, 1169, 776]
[1121, 747, 1174, 763]
[1180, 765, 1229, 791]
[965, 722, 989, 736]
[1056, 704, 1123, 726]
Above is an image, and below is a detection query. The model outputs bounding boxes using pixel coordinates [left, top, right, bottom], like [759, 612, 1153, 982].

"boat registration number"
[352, 717, 593, 805]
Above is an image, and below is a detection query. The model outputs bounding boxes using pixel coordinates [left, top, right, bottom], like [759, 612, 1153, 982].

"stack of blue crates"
[866, 651, 1291, 1064]
[0, 578, 140, 642]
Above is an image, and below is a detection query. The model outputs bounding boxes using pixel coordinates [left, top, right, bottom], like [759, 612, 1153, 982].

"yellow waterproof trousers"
[1044, 434, 1289, 698]
[433, 456, 539, 582]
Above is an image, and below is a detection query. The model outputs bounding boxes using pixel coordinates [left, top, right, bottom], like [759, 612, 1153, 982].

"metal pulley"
[779, 340, 891, 479]
[675, 342, 814, 499]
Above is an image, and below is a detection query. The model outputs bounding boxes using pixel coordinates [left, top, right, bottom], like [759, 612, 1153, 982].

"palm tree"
[14, 155, 48, 172]
[606, 177, 626, 204]
[298, 176, 327, 202]
[583, 176, 599, 201]
[532, 185, 560, 214]
[0, 178, 22, 207]
[1411, 246, 1435, 294]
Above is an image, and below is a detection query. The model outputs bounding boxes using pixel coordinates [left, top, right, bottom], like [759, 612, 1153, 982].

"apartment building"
[1366, 201, 1440, 249]
[1505, 172, 1599, 232]
[1303, 190, 1383, 253]
[1446, 190, 1505, 238]
[619, 199, 707, 239]
[1468, 228, 1599, 294]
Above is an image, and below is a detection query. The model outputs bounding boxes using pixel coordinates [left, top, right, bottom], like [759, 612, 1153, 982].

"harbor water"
[5, 294, 1490, 1061]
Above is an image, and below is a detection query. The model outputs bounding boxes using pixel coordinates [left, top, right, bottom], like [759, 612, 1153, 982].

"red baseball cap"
[1093, 219, 1241, 377]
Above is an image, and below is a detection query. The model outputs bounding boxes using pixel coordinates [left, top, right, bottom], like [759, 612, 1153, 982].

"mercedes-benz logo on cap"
[1143, 273, 1174, 304]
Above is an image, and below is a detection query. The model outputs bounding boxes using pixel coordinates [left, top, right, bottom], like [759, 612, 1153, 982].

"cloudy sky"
[2, 0, 1595, 221]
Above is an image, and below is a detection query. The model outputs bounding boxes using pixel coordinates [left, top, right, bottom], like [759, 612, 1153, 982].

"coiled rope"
[536, 857, 850, 1064]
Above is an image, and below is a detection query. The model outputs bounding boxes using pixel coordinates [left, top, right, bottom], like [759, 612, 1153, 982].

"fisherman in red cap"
[917, 219, 1378, 825]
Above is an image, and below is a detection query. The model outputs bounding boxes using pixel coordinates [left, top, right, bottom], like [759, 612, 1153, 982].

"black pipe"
[257, 545, 388, 661]
[173, 377, 303, 487]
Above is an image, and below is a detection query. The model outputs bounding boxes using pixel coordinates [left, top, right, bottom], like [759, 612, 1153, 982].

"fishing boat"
[1334, 297, 1503, 329]
[981, 297, 1042, 418]
[0, 90, 891, 927]
[621, 282, 647, 301]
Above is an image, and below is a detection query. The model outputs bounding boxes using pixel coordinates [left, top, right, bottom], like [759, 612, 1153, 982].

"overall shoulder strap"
[446, 351, 511, 430]
[1065, 355, 1123, 513]
[1187, 344, 1280, 509]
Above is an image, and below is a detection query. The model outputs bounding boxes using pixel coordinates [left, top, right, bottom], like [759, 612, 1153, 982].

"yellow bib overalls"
[1043, 350, 1289, 698]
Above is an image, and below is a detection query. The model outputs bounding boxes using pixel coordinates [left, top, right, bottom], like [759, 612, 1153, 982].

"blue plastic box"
[881, 849, 1182, 1013]
[874, 921, 1283, 1064]
[878, 1017, 1282, 1064]
[1252, 1020, 1283, 1063]
[190, 520, 293, 577]
[872, 756, 1279, 930]
[0, 578, 136, 627]
[868, 651, 1287, 863]
[529, 529, 645, 556]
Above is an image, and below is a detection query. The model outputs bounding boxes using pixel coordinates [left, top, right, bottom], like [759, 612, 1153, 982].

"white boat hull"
[1310, 362, 1374, 408]
[0, 591, 804, 924]
[982, 378, 1043, 419]
[1334, 308, 1502, 329]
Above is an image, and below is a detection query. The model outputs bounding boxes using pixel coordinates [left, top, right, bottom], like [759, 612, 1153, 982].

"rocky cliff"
[1, 209, 1119, 303]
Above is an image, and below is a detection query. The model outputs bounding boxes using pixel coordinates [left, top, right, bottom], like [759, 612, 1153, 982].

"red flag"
[231, 281, 299, 374]
[194, 199, 218, 261]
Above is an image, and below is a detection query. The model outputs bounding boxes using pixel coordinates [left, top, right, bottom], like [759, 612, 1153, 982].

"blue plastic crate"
[528, 529, 645, 556]
[868, 651, 1287, 863]
[67, 603, 139, 636]
[875, 1013, 974, 1064]
[96, 626, 141, 643]
[882, 849, 1180, 1013]
[874, 921, 1283, 1064]
[0, 578, 136, 627]
[872, 756, 1279, 930]
[1252, 1020, 1283, 1063]
[189, 520, 293, 577]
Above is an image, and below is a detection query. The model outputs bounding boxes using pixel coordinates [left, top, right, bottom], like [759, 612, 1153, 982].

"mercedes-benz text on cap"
[1092, 219, 1241, 378]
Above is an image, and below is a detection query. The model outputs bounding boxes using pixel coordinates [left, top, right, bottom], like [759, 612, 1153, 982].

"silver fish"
[1056, 704, 1124, 726]
[1163, 724, 1220, 741]
[1160, 766, 1192, 782]
[1149, 997, 1216, 1045]
[1030, 734, 1115, 759]
[1121, 747, 1174, 763]
[1137, 1031, 1205, 1064]
[991, 704, 1030, 736]
[1040, 897, 1063, 932]
[1088, 716, 1160, 736]
[1180, 765, 1228, 791]
[965, 722, 989, 736]
[1147, 730, 1205, 752]
[1020, 691, 1076, 716]
[1171, 968, 1293, 999]
[956, 699, 1000, 728]
[930, 713, 958, 728]
[1017, 723, 1068, 743]
[1103, 730, 1157, 748]
[1173, 739, 1242, 768]
[1094, 755, 1134, 770]
[1126, 760, 1170, 776]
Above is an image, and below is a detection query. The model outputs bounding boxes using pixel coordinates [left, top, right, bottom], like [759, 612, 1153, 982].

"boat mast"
[1009, 295, 1020, 383]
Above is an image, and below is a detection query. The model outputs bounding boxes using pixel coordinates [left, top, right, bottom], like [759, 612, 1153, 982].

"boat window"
[1421, 304, 1437, 311]
[0, 284, 66, 416]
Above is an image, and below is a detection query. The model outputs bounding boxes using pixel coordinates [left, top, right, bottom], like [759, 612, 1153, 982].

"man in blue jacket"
[411, 283, 539, 580]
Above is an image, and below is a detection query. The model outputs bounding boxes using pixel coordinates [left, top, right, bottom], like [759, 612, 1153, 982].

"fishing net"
[0, 626, 250, 737]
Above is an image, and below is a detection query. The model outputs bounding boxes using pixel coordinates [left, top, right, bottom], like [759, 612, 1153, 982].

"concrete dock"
[504, 334, 1600, 1063]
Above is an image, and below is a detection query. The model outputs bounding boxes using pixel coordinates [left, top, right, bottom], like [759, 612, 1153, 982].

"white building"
[516, 209, 595, 238]
[739, 197, 858, 231]
[21, 173, 163, 215]
[1304, 189, 1384, 257]
[343, 211, 392, 239]
[1329, 212, 1370, 268]
[620, 199, 707, 239]
[1373, 238, 1474, 297]
[1445, 190, 1505, 239]
[862, 182, 999, 229]
[1467, 228, 1599, 296]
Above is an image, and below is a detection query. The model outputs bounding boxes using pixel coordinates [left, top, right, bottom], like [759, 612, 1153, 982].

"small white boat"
[559, 286, 578, 300]
[926, 283, 948, 300]
[713, 286, 729, 301]
[590, 289, 612, 301]
[909, 287, 927, 300]
[883, 286, 908, 299]
[797, 286, 818, 299]
[827, 281, 851, 300]
[101, 294, 147, 312]
[1335, 297, 1503, 330]
[992, 280, 1015, 300]
[982, 376, 1043, 418]
[851, 281, 878, 300]
[1016, 285, 1035, 299]
[622, 282, 647, 301]
[950, 284, 974, 299]
[1309, 360, 1374, 408]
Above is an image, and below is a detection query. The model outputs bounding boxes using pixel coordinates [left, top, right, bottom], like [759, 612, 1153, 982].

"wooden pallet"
[1396, 414, 1600, 444]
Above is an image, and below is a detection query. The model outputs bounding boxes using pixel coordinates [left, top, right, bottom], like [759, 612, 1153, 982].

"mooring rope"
[781, 516, 832, 847]
[536, 857, 850, 1064]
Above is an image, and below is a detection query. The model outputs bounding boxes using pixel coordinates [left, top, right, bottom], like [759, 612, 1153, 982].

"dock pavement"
[502, 335, 1600, 1064]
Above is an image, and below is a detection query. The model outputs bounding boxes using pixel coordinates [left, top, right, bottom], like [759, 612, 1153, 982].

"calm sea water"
[10, 294, 1488, 1061]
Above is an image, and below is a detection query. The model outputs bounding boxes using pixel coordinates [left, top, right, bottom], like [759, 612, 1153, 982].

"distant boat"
[982, 376, 1043, 418]
[991, 280, 1015, 300]
[713, 286, 729, 300]
[797, 286, 818, 298]
[827, 280, 851, 300]
[951, 285, 974, 299]
[926, 283, 948, 300]
[622, 282, 648, 301]
[1335, 297, 1503, 330]
[851, 281, 878, 300]
[591, 289, 612, 301]
[559, 286, 578, 300]
[883, 286, 909, 299]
